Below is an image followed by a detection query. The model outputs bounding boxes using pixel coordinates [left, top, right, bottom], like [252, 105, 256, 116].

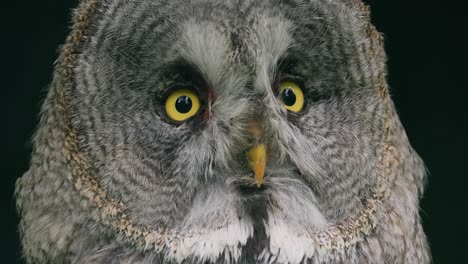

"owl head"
[16, 0, 429, 263]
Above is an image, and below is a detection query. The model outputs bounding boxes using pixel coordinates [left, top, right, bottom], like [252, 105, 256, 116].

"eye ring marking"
[279, 81, 304, 112]
[165, 89, 201, 121]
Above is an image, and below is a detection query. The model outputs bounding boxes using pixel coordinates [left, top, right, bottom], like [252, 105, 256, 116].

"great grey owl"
[16, 0, 431, 263]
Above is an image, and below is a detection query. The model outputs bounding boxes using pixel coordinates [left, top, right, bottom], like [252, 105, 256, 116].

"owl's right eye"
[278, 81, 304, 112]
[165, 89, 201, 122]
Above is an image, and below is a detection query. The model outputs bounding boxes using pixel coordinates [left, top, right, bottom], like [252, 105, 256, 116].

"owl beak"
[246, 120, 266, 188]
[247, 144, 266, 188]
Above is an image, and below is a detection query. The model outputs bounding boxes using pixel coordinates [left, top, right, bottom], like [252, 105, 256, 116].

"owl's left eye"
[278, 81, 304, 112]
[165, 89, 201, 122]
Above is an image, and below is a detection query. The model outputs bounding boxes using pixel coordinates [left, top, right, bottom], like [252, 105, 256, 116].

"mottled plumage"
[16, 0, 430, 263]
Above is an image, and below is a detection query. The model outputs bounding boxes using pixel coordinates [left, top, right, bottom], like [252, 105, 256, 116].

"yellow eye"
[279, 81, 304, 112]
[165, 89, 201, 122]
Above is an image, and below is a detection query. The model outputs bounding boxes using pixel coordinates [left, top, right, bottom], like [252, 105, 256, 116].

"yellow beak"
[247, 144, 266, 188]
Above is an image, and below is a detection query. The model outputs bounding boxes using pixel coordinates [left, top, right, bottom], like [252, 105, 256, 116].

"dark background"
[2, 0, 467, 263]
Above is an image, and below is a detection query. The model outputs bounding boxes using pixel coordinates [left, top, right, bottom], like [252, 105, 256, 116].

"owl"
[16, 0, 431, 263]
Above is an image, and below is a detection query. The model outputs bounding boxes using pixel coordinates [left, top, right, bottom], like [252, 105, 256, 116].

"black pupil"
[281, 88, 296, 106]
[175, 96, 192, 113]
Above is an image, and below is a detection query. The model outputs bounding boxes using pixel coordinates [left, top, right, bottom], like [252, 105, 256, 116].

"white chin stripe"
[165, 219, 336, 264]
[166, 214, 330, 264]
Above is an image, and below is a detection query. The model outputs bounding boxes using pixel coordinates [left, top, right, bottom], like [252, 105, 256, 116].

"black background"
[2, 0, 467, 263]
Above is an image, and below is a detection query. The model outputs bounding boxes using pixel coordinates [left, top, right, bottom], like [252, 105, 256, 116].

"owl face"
[70, 0, 390, 261]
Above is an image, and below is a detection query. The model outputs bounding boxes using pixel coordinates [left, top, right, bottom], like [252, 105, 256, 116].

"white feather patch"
[165, 217, 254, 263]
